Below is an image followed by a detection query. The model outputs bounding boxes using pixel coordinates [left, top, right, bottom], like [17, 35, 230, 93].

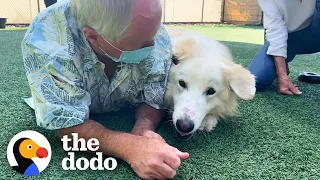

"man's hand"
[278, 75, 302, 95]
[134, 130, 166, 143]
[125, 136, 189, 180]
[274, 56, 302, 95]
[57, 120, 188, 179]
[129, 103, 189, 179]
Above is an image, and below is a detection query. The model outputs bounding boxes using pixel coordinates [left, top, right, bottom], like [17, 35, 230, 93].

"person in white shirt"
[248, 0, 319, 95]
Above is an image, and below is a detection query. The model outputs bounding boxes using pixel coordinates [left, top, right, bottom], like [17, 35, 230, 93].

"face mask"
[99, 36, 154, 64]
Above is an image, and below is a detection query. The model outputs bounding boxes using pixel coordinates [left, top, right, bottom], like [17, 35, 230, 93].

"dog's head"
[165, 31, 256, 139]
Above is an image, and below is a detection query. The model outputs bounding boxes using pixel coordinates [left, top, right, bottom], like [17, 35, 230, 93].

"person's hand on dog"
[278, 75, 302, 95]
[125, 136, 189, 179]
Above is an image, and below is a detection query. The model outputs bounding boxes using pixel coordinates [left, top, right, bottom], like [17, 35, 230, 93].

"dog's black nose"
[176, 119, 194, 133]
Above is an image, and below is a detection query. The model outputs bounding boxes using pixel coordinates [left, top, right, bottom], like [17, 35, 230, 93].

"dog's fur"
[164, 28, 256, 136]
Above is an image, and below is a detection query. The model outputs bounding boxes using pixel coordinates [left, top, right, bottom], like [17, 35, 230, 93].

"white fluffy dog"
[164, 29, 256, 139]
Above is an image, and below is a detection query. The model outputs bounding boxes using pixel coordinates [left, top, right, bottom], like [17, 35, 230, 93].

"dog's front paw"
[204, 116, 218, 132]
[199, 123, 205, 131]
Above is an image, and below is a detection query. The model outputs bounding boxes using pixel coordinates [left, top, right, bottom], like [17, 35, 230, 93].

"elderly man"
[248, 0, 319, 95]
[22, 0, 189, 179]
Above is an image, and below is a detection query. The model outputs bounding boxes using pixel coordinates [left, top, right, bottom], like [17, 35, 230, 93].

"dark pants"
[248, 1, 320, 90]
[44, 0, 57, 8]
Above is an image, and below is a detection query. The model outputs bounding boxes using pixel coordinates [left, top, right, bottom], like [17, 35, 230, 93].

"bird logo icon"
[7, 131, 51, 176]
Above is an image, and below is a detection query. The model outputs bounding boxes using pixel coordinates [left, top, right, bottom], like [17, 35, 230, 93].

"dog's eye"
[206, 88, 216, 95]
[178, 80, 187, 89]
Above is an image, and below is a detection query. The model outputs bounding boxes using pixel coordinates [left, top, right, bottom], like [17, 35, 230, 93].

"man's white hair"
[71, 0, 162, 42]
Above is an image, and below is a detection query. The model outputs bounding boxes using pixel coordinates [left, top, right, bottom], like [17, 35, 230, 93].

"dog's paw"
[204, 116, 218, 132]
[199, 123, 205, 131]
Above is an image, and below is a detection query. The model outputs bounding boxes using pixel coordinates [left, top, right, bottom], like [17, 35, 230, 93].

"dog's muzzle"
[176, 131, 193, 140]
[176, 119, 194, 133]
[175, 119, 194, 140]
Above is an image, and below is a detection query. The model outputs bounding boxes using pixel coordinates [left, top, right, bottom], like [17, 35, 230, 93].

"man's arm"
[274, 56, 288, 77]
[57, 120, 135, 159]
[131, 103, 165, 141]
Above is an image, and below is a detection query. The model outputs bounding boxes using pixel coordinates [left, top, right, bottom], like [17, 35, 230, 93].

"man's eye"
[179, 80, 187, 89]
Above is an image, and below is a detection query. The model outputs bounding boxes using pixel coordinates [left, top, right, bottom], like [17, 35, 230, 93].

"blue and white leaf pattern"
[40, 82, 76, 105]
[22, 0, 172, 130]
[24, 54, 42, 74]
[49, 107, 86, 129]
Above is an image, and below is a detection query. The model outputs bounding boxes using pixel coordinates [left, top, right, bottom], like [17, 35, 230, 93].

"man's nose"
[176, 119, 194, 133]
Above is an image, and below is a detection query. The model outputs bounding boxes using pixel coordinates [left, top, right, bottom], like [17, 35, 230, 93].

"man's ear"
[83, 26, 100, 49]
[225, 64, 256, 100]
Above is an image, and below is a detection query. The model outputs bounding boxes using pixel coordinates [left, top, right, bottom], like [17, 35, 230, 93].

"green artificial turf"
[0, 25, 320, 180]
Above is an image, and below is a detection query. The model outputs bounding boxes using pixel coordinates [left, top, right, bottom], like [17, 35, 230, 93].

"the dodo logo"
[7, 130, 51, 176]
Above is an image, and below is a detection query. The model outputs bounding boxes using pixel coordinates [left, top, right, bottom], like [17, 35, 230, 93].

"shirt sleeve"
[21, 10, 91, 130]
[258, 0, 288, 58]
[137, 25, 172, 109]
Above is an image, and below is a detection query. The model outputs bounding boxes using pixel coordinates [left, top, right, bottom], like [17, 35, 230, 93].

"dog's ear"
[225, 64, 256, 100]
[171, 35, 197, 62]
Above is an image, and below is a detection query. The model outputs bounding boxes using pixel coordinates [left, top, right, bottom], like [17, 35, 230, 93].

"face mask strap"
[101, 36, 123, 53]
[98, 47, 121, 63]
[98, 46, 107, 54]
